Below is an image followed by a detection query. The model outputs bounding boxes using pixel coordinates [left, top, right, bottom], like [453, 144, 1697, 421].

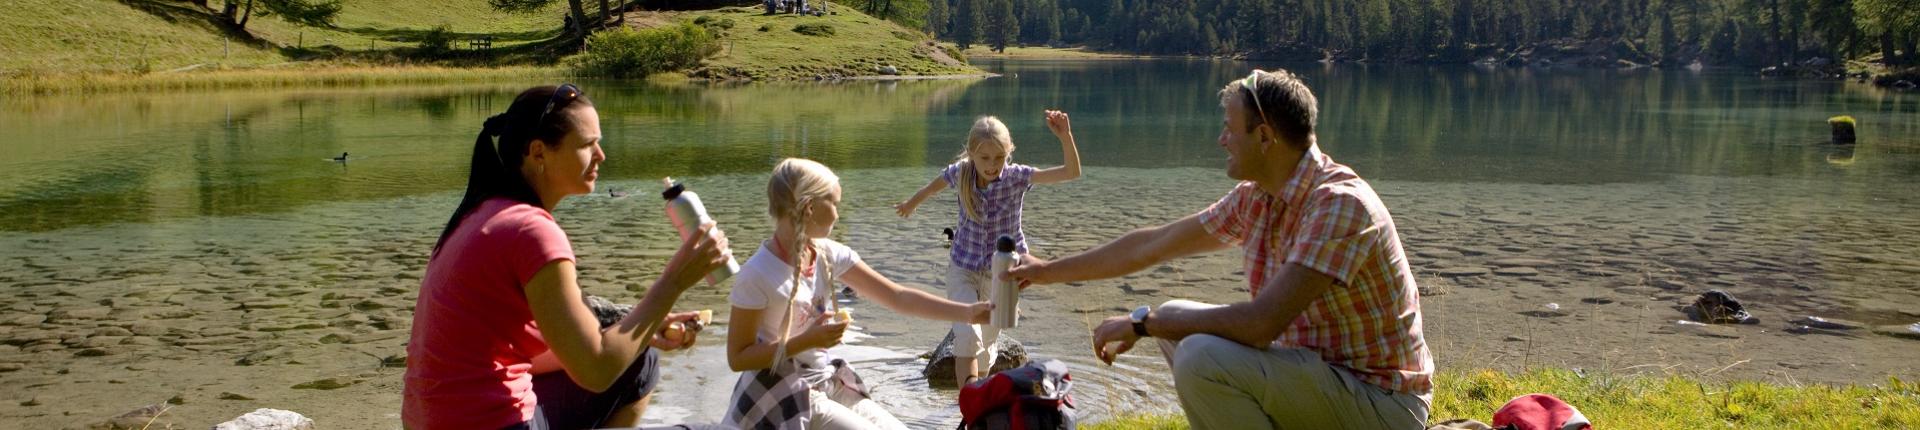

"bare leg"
[955, 356, 979, 387]
[605, 393, 650, 427]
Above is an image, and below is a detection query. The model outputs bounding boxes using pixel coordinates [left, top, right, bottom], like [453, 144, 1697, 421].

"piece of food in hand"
[835, 308, 853, 323]
[662, 310, 714, 344]
[662, 322, 689, 344]
[687, 309, 713, 332]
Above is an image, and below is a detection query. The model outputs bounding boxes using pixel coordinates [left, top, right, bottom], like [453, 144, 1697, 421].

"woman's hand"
[1045, 110, 1072, 139]
[663, 221, 730, 291]
[792, 313, 848, 352]
[650, 311, 705, 351]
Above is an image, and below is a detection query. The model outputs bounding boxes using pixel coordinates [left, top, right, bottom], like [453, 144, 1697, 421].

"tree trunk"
[568, 0, 589, 37]
[1883, 32, 1897, 65]
[599, 0, 611, 28]
[239, 0, 255, 29]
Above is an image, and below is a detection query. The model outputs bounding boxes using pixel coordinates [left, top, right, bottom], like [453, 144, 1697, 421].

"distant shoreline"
[2, 65, 564, 95]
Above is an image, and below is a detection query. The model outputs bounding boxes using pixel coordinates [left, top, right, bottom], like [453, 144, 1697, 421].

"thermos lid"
[661, 181, 686, 201]
[996, 235, 1016, 253]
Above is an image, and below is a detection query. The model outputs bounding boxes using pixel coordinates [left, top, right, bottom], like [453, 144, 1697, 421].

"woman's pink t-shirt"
[403, 198, 575, 430]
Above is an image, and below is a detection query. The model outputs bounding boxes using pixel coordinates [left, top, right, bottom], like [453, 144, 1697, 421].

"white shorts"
[944, 265, 999, 369]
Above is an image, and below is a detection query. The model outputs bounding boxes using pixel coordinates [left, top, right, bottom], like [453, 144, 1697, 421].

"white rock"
[213, 408, 313, 430]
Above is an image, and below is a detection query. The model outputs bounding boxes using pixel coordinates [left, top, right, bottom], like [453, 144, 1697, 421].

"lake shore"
[2, 165, 1916, 428]
[2, 65, 565, 95]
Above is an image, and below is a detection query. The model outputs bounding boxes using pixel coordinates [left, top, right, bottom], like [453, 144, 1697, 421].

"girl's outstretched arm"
[841, 260, 991, 324]
[1033, 110, 1081, 185]
[894, 175, 949, 218]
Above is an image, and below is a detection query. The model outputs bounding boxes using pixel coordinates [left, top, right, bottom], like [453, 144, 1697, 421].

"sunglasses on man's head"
[1239, 70, 1270, 129]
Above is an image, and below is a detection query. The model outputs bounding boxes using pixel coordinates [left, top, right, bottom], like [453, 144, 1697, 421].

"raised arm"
[894, 174, 950, 218]
[1032, 110, 1081, 185]
[841, 260, 991, 324]
[1009, 212, 1230, 286]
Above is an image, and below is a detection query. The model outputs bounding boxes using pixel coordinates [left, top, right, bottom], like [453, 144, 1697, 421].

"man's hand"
[1007, 254, 1051, 289]
[1091, 315, 1139, 365]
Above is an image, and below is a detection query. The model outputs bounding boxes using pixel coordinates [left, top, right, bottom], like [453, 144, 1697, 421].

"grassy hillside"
[2, 0, 980, 90]
[629, 6, 978, 81]
[0, 0, 285, 73]
[1, 0, 565, 75]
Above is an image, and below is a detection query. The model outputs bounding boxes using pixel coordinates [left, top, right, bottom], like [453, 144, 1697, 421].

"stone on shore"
[213, 408, 314, 430]
[921, 331, 1029, 389]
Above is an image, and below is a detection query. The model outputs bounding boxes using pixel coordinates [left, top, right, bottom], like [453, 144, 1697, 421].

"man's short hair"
[1219, 69, 1318, 149]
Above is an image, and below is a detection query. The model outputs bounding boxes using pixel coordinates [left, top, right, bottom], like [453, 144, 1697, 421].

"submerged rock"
[921, 331, 1029, 389]
[584, 295, 632, 329]
[1872, 323, 1920, 341]
[1685, 290, 1757, 324]
[1787, 316, 1864, 331]
[213, 408, 314, 430]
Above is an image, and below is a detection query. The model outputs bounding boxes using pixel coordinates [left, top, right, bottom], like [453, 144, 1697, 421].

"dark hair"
[432, 85, 594, 254]
[1219, 69, 1318, 149]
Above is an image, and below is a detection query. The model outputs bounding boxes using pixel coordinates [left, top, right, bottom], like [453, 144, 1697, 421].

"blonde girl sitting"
[727, 158, 992, 429]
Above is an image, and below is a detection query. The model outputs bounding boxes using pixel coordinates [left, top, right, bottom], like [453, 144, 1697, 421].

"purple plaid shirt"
[942, 162, 1035, 271]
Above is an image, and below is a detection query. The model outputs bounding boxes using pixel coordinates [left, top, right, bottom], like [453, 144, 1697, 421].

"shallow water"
[2, 60, 1919, 428]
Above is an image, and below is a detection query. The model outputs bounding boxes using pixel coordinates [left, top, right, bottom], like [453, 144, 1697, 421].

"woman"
[402, 84, 732, 430]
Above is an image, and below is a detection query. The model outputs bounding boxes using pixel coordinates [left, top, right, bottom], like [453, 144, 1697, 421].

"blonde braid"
[765, 158, 839, 364]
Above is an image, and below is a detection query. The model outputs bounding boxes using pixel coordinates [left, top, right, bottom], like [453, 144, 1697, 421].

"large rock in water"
[584, 295, 633, 329]
[921, 331, 1029, 389]
[213, 408, 314, 430]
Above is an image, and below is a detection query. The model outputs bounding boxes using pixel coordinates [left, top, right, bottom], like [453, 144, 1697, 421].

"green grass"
[0, 0, 286, 73]
[1085, 369, 1920, 429]
[4, 1, 979, 92]
[1, 0, 569, 76]
[3, 64, 562, 94]
[672, 7, 980, 80]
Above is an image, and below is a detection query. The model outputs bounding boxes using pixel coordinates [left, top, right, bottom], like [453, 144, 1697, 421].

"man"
[1009, 69, 1432, 429]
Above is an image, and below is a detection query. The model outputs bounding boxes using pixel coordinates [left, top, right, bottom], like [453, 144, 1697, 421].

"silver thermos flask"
[662, 178, 739, 285]
[990, 235, 1019, 329]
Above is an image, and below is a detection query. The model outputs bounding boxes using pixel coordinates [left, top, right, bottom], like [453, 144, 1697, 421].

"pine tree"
[954, 0, 984, 49]
[927, 0, 951, 36]
[987, 0, 1021, 52]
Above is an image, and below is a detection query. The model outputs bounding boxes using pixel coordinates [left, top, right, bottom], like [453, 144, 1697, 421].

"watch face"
[1131, 306, 1150, 322]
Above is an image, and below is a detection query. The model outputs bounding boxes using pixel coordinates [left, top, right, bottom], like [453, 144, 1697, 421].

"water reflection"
[1, 61, 1916, 233]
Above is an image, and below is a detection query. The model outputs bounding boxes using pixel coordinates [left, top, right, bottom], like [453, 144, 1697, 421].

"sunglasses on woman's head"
[536, 83, 583, 126]
[493, 83, 583, 167]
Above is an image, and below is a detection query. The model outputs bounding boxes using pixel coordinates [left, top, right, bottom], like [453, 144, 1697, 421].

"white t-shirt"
[729, 238, 861, 381]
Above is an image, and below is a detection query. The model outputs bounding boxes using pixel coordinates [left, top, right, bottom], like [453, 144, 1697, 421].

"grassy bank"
[1086, 368, 1920, 429]
[653, 7, 981, 81]
[3, 65, 563, 95]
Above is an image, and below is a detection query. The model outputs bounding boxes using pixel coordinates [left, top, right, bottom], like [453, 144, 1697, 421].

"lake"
[2, 60, 1917, 428]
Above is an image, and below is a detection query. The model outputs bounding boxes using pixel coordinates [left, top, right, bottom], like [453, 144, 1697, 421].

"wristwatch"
[1129, 305, 1152, 338]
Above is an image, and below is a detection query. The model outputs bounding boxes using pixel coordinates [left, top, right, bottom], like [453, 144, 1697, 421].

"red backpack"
[957, 359, 1076, 430]
[1492, 394, 1591, 430]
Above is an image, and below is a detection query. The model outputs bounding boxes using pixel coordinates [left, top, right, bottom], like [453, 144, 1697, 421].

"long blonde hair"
[955, 116, 1015, 223]
[765, 158, 840, 362]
